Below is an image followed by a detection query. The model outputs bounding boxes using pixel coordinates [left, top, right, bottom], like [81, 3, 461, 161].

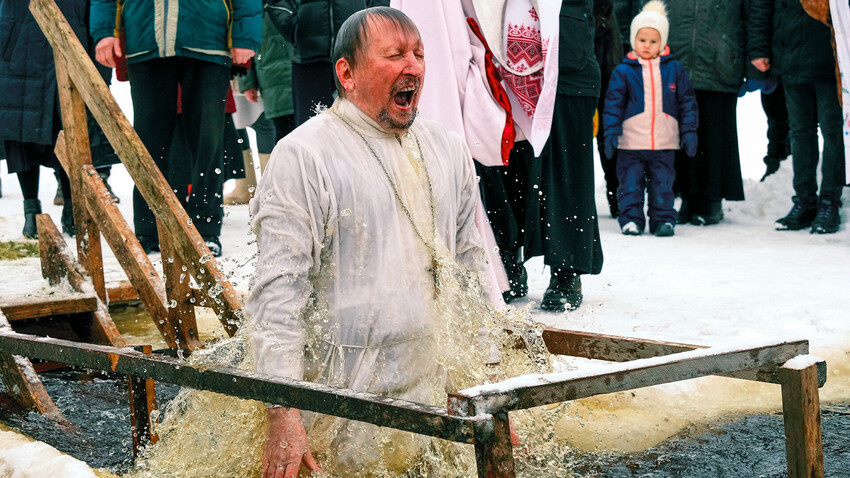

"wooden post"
[53, 55, 106, 304]
[36, 214, 125, 347]
[128, 345, 158, 458]
[158, 220, 201, 350]
[448, 394, 515, 478]
[780, 356, 826, 478]
[0, 311, 66, 422]
[31, 0, 242, 336]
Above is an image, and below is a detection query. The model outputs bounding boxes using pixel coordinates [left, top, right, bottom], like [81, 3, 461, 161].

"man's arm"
[748, 0, 774, 71]
[90, 0, 121, 68]
[246, 140, 327, 476]
[263, 0, 298, 44]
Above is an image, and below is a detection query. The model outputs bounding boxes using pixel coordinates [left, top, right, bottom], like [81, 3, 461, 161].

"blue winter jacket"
[90, 0, 262, 67]
[603, 48, 698, 151]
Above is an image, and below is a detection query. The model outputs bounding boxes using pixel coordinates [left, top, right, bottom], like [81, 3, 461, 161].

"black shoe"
[54, 180, 64, 206]
[810, 196, 841, 234]
[676, 200, 692, 225]
[691, 201, 723, 226]
[775, 197, 817, 231]
[98, 169, 120, 203]
[760, 155, 784, 182]
[61, 203, 75, 237]
[137, 235, 160, 254]
[502, 262, 528, 304]
[204, 236, 222, 258]
[22, 199, 42, 239]
[653, 222, 675, 237]
[541, 269, 582, 312]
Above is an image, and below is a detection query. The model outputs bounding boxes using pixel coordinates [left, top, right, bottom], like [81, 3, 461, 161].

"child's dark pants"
[617, 149, 678, 232]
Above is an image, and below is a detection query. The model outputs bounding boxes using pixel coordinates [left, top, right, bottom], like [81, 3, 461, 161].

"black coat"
[264, 0, 388, 64]
[558, 0, 602, 97]
[748, 0, 836, 85]
[0, 0, 90, 146]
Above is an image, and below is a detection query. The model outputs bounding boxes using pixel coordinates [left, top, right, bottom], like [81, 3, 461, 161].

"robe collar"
[330, 96, 409, 139]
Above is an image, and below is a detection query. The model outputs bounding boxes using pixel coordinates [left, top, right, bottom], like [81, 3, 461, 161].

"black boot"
[97, 169, 119, 203]
[62, 202, 75, 237]
[22, 199, 41, 239]
[541, 268, 583, 312]
[692, 200, 724, 226]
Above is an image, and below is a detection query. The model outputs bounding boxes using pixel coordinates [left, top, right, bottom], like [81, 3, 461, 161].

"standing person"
[0, 0, 80, 239]
[264, 0, 389, 127]
[666, 0, 748, 226]
[532, 0, 604, 312]
[91, 0, 262, 255]
[603, 1, 699, 237]
[750, 0, 846, 233]
[247, 8, 501, 475]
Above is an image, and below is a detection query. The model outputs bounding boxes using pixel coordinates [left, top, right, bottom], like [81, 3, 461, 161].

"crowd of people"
[1, 0, 849, 475]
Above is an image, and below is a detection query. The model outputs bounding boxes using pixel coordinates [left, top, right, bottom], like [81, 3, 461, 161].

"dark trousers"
[127, 57, 230, 238]
[762, 83, 790, 159]
[291, 61, 336, 126]
[272, 114, 297, 142]
[617, 149, 677, 231]
[783, 82, 846, 200]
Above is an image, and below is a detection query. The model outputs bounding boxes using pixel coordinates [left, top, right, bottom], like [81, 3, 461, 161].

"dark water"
[1, 373, 848, 477]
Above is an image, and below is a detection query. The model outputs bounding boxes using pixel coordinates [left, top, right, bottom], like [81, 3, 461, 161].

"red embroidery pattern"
[501, 22, 544, 116]
[529, 8, 538, 22]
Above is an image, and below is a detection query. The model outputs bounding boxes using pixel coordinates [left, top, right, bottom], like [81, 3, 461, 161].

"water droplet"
[214, 168, 222, 175]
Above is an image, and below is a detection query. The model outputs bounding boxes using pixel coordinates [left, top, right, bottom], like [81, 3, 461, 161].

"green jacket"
[90, 0, 262, 66]
[238, 14, 293, 118]
[666, 0, 748, 94]
[558, 0, 602, 97]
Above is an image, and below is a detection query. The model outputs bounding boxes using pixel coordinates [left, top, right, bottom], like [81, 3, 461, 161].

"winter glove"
[604, 135, 618, 159]
[680, 132, 697, 157]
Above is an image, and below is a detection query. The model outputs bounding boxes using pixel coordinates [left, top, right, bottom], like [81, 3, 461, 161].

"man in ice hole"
[246, 7, 502, 477]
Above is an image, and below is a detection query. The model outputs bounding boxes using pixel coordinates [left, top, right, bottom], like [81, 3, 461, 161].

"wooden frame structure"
[0, 1, 827, 477]
[0, 328, 826, 477]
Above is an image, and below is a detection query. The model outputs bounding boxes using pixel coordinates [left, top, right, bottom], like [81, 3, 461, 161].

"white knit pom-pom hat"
[629, 0, 669, 51]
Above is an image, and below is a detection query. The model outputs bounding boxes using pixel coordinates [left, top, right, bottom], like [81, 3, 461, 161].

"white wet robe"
[245, 98, 496, 467]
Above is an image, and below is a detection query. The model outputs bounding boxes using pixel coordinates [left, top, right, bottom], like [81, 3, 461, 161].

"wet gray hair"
[332, 7, 420, 96]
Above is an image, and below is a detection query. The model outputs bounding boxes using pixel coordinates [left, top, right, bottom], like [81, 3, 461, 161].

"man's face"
[346, 20, 425, 135]
[634, 27, 661, 60]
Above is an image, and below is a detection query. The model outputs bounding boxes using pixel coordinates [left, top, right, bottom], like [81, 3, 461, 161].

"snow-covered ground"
[0, 87, 848, 463]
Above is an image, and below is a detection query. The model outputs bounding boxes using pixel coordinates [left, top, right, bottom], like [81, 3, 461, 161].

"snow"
[783, 353, 826, 370]
[1, 84, 849, 458]
[0, 430, 99, 478]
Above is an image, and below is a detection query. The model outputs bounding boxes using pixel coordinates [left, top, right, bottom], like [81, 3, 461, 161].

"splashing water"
[127, 252, 576, 477]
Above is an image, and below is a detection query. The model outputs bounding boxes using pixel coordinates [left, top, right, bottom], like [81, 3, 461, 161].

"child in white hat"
[602, 1, 699, 237]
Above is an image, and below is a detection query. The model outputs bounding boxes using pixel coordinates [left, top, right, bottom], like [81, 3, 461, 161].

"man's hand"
[231, 47, 255, 67]
[95, 37, 122, 68]
[245, 88, 260, 103]
[262, 407, 320, 478]
[751, 57, 770, 72]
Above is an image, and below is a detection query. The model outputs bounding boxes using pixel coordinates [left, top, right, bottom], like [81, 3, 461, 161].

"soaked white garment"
[246, 97, 494, 402]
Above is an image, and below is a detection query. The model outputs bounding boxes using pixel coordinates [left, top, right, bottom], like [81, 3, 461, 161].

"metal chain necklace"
[332, 110, 441, 295]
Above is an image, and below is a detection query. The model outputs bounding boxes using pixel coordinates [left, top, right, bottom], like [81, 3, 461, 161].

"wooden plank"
[0, 330, 479, 444]
[474, 413, 515, 478]
[0, 311, 66, 422]
[158, 221, 201, 350]
[35, 214, 125, 348]
[451, 339, 811, 415]
[53, 61, 106, 304]
[0, 295, 97, 321]
[30, 0, 242, 336]
[780, 357, 826, 478]
[128, 345, 159, 457]
[80, 165, 176, 348]
[107, 281, 140, 304]
[541, 328, 789, 385]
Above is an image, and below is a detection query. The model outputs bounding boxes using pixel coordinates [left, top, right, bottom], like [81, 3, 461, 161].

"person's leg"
[775, 83, 819, 230]
[224, 126, 258, 205]
[8, 142, 42, 239]
[615, 149, 648, 232]
[290, 61, 336, 126]
[760, 83, 791, 180]
[179, 58, 230, 247]
[811, 81, 846, 233]
[272, 114, 296, 145]
[596, 95, 619, 217]
[127, 58, 180, 247]
[646, 150, 677, 233]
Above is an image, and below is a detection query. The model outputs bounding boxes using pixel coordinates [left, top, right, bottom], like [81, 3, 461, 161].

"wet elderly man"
[245, 7, 497, 477]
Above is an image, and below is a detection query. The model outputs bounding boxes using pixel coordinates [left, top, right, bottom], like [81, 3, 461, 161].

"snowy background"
[0, 83, 848, 458]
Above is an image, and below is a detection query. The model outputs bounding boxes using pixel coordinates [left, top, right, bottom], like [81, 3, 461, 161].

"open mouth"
[393, 86, 416, 108]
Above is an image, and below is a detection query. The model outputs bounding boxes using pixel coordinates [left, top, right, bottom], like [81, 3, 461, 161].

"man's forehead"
[363, 16, 422, 51]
